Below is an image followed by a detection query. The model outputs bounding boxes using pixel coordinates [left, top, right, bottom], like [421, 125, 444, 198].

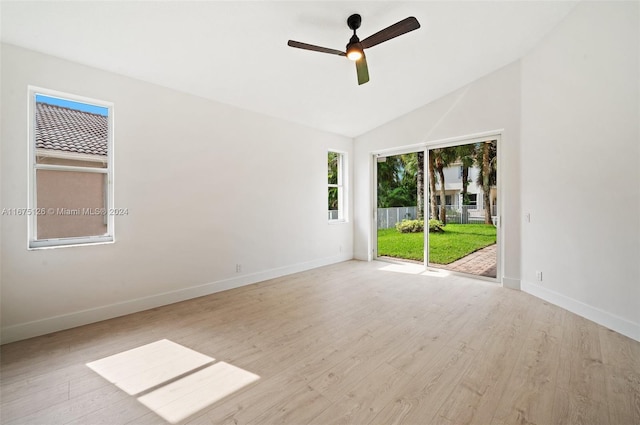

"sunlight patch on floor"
[139, 361, 260, 423]
[87, 339, 260, 423]
[87, 339, 214, 395]
[422, 267, 451, 277]
[378, 262, 451, 277]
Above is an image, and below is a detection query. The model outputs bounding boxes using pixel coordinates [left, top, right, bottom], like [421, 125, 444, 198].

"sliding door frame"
[370, 130, 504, 285]
[425, 132, 502, 283]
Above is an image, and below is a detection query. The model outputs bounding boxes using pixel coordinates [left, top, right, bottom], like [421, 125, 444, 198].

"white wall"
[353, 61, 522, 289]
[1, 44, 353, 343]
[520, 1, 639, 340]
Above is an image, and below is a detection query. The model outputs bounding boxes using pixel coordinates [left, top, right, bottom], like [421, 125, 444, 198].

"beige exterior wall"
[36, 169, 107, 239]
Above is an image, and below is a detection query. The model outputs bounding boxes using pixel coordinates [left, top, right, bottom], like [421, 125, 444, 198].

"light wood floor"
[1, 260, 639, 424]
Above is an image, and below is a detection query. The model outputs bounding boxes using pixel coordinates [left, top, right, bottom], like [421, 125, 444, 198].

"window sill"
[28, 237, 114, 250]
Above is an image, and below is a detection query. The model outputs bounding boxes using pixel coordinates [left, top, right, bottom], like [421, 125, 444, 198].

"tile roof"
[36, 102, 108, 156]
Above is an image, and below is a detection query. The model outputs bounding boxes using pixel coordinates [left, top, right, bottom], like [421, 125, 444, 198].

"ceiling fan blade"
[360, 17, 420, 49]
[356, 55, 369, 85]
[287, 40, 346, 56]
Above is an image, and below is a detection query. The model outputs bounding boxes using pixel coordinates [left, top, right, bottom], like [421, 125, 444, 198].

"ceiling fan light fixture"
[346, 43, 363, 61]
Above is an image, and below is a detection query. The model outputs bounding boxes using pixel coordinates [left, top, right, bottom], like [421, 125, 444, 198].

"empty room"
[1, 1, 638, 424]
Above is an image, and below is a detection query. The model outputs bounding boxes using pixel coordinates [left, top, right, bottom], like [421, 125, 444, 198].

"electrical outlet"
[525, 213, 531, 223]
[536, 270, 543, 282]
[236, 264, 242, 273]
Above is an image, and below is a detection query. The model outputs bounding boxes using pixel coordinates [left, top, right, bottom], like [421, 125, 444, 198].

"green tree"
[416, 151, 425, 220]
[430, 147, 457, 224]
[476, 140, 497, 224]
[400, 152, 423, 219]
[328, 152, 338, 210]
[377, 154, 420, 208]
[455, 143, 476, 206]
[377, 155, 402, 207]
[427, 152, 438, 221]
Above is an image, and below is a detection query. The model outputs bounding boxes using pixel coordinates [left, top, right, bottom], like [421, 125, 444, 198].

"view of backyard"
[375, 140, 498, 276]
[377, 223, 497, 264]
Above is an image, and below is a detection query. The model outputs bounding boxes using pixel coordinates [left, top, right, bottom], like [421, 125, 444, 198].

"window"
[467, 193, 478, 209]
[28, 87, 114, 248]
[328, 150, 346, 221]
[436, 195, 452, 206]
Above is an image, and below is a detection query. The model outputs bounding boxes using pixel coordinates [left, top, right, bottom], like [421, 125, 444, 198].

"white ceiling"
[1, 1, 577, 138]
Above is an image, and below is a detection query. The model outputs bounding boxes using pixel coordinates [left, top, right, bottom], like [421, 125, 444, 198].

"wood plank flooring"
[1, 260, 639, 424]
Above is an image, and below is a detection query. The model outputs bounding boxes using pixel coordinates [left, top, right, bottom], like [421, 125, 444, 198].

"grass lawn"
[377, 224, 496, 264]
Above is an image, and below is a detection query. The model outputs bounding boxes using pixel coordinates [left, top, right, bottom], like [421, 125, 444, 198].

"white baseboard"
[1, 253, 353, 344]
[353, 249, 371, 262]
[522, 280, 640, 342]
[502, 276, 520, 290]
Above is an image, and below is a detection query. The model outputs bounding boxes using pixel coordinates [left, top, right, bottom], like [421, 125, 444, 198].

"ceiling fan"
[288, 14, 420, 85]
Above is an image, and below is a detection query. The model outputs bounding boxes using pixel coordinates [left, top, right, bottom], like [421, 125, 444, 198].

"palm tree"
[477, 140, 497, 224]
[416, 151, 425, 220]
[401, 152, 424, 219]
[430, 147, 456, 224]
[427, 151, 438, 221]
[455, 143, 476, 206]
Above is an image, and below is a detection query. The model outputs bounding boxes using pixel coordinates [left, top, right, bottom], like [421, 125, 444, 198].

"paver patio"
[380, 243, 497, 278]
[430, 243, 497, 277]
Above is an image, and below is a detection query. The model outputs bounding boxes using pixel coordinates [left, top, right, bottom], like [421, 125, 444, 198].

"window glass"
[328, 151, 345, 221]
[468, 193, 478, 209]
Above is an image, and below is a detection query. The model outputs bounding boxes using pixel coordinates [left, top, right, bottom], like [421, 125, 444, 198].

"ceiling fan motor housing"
[347, 14, 362, 31]
[347, 34, 362, 51]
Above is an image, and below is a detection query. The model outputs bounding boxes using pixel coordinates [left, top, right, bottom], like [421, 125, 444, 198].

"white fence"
[377, 207, 418, 229]
[435, 205, 498, 224]
[378, 205, 497, 229]
[434, 205, 485, 225]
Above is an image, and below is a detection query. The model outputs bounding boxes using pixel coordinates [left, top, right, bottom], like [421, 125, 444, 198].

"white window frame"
[27, 86, 115, 249]
[328, 150, 347, 223]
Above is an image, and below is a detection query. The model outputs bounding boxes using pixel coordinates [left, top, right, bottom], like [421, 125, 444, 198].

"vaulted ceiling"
[1, 1, 578, 137]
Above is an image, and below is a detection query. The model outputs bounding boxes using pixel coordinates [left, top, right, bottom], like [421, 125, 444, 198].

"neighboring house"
[34, 102, 109, 239]
[377, 161, 498, 229]
[433, 162, 497, 222]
